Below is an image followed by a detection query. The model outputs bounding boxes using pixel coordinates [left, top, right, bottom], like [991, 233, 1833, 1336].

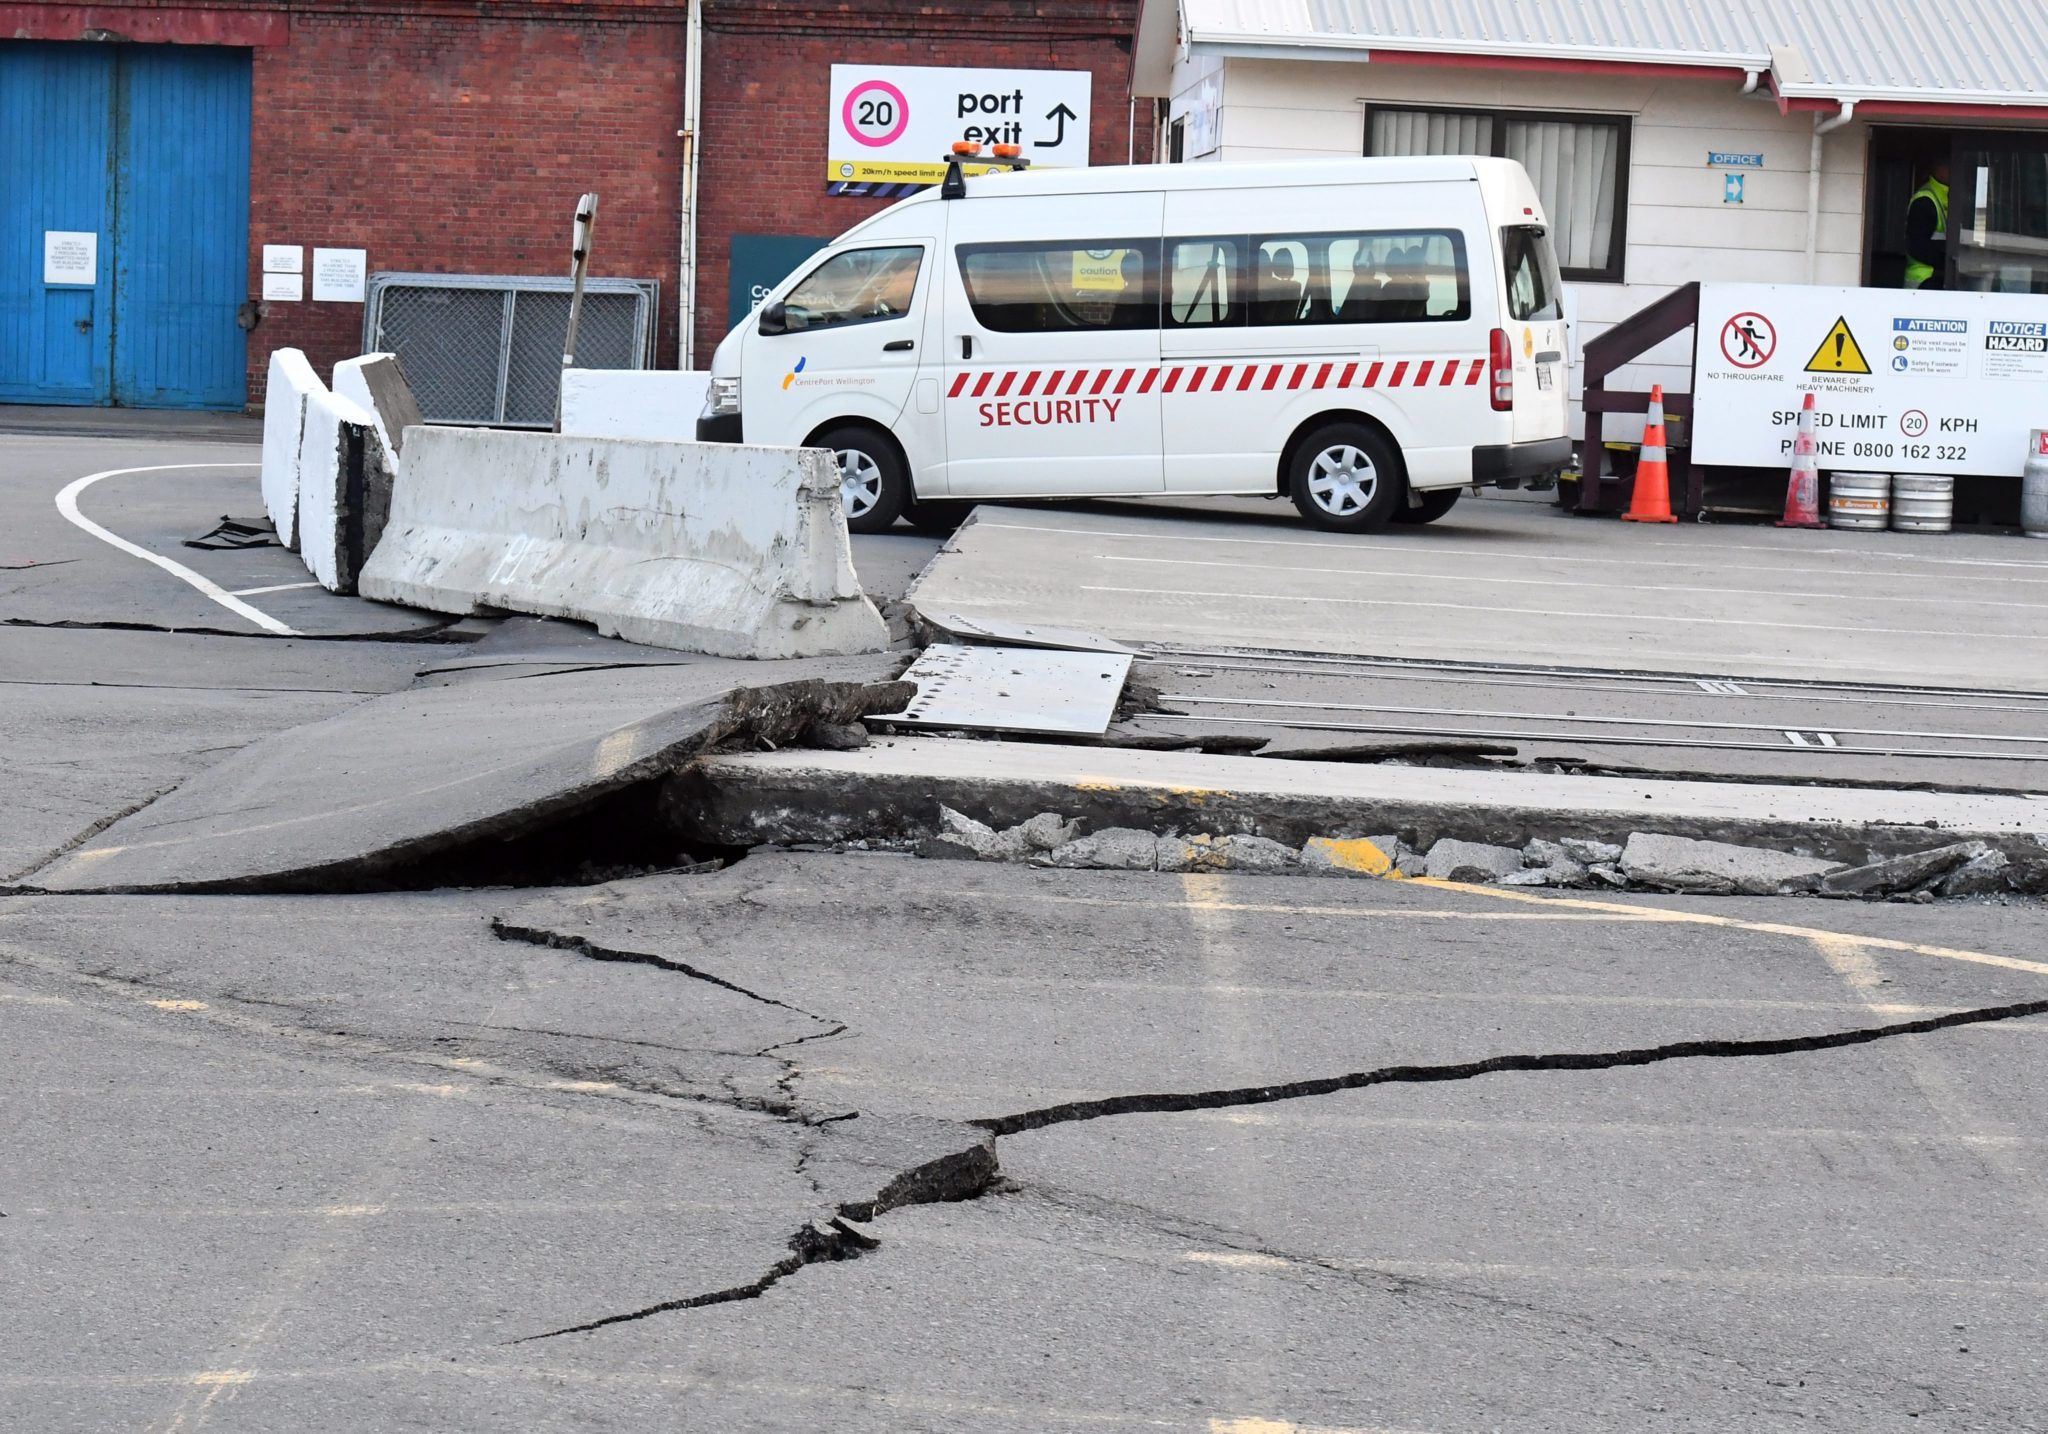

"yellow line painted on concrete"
[592, 726, 641, 780]
[146, 999, 208, 1012]
[1407, 878, 2048, 980]
[1210, 1416, 1437, 1434]
[322, 1204, 387, 1218]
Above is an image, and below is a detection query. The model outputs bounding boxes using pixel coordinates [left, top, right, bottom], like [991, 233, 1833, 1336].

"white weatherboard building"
[1132, 1, 2048, 425]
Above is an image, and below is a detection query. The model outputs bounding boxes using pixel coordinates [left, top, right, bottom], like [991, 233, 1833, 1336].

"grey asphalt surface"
[4, 424, 2046, 1432]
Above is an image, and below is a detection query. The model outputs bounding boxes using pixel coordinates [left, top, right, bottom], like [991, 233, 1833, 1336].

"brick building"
[0, 0, 1146, 411]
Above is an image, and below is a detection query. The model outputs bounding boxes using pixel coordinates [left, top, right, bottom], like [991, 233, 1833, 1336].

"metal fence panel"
[363, 273, 657, 426]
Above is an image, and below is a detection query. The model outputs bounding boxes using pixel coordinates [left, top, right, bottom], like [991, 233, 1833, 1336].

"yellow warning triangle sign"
[1804, 316, 1871, 374]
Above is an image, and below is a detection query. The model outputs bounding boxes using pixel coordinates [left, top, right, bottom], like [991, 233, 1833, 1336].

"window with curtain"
[1368, 105, 1630, 283]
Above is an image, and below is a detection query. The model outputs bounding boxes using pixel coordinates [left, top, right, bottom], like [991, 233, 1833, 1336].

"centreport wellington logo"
[782, 355, 807, 390]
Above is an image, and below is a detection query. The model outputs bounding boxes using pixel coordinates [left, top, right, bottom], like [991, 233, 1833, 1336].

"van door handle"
[883, 339, 914, 352]
[960, 336, 974, 361]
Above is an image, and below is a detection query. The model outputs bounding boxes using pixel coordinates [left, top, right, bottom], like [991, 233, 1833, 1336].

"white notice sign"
[826, 64, 1091, 191]
[262, 271, 304, 302]
[262, 244, 303, 274]
[1692, 283, 2048, 478]
[43, 231, 97, 286]
[311, 248, 367, 303]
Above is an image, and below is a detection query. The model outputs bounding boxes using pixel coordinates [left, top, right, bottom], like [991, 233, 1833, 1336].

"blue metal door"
[0, 40, 250, 409]
[0, 43, 114, 404]
[114, 45, 251, 408]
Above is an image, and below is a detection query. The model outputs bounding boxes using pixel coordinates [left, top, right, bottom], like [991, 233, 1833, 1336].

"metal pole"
[556, 191, 598, 430]
[679, 0, 703, 371]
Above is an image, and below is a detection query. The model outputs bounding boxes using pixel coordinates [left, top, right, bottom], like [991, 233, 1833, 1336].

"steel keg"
[1826, 471, 1890, 531]
[1890, 473, 1953, 533]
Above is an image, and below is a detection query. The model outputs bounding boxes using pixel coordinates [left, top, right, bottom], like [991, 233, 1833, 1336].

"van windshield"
[1501, 225, 1563, 322]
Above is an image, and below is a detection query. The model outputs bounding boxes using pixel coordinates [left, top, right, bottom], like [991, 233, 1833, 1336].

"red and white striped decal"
[945, 359, 1485, 398]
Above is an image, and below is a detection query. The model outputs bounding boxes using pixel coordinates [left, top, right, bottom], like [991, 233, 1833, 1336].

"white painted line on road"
[228, 581, 319, 597]
[972, 518, 2048, 582]
[1102, 552, 2048, 612]
[1079, 585, 2044, 644]
[54, 463, 298, 637]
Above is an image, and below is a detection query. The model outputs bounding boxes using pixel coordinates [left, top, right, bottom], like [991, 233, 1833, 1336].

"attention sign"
[826, 64, 1091, 196]
[1693, 283, 2048, 477]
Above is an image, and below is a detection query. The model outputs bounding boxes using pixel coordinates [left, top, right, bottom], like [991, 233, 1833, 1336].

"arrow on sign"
[1037, 102, 1076, 149]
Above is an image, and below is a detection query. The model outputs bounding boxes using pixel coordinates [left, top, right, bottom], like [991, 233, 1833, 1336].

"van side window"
[1501, 226, 1564, 321]
[1243, 230, 1471, 326]
[958, 241, 1158, 333]
[777, 246, 924, 332]
[1167, 239, 1242, 328]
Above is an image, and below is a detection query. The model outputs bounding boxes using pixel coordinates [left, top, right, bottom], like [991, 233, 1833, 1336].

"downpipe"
[1805, 101, 1857, 284]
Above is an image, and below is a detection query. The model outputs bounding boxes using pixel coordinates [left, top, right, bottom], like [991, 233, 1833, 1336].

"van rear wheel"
[1392, 488, 1462, 525]
[818, 426, 908, 534]
[1288, 422, 1404, 533]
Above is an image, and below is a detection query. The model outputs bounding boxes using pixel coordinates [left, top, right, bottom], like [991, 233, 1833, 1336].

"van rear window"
[1502, 226, 1564, 322]
[958, 241, 1158, 333]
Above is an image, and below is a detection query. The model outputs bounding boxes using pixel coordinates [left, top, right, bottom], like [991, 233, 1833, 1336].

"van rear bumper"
[1471, 436, 1570, 487]
[696, 413, 743, 444]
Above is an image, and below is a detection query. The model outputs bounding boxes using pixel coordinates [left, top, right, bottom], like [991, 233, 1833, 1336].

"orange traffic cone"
[1777, 392, 1825, 529]
[1621, 384, 1677, 523]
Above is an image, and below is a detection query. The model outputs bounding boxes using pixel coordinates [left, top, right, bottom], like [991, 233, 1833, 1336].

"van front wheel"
[818, 426, 908, 534]
[1288, 423, 1404, 533]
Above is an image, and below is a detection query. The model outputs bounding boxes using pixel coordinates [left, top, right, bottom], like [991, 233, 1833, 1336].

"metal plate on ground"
[878, 644, 1132, 735]
[911, 608, 1137, 656]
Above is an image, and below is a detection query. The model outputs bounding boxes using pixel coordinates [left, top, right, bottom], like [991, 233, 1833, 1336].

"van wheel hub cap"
[1308, 445, 1379, 516]
[837, 449, 882, 518]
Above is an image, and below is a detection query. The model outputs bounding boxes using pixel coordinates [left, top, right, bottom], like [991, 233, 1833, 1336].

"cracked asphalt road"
[5, 431, 2048, 1432]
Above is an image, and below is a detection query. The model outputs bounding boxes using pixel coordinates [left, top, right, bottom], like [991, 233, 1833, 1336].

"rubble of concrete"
[902, 812, 2037, 900]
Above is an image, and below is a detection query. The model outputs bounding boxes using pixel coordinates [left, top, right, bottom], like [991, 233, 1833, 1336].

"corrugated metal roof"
[1172, 0, 2048, 106]
[1182, 0, 1763, 70]
[1755, 0, 2048, 103]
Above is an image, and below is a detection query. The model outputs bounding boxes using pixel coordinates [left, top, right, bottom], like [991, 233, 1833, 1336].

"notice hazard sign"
[1805, 316, 1871, 374]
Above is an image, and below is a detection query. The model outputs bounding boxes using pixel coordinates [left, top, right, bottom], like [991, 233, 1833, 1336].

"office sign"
[1693, 283, 2048, 477]
[826, 64, 1090, 195]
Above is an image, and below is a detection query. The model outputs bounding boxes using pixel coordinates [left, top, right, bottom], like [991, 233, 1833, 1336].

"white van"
[699, 155, 1570, 534]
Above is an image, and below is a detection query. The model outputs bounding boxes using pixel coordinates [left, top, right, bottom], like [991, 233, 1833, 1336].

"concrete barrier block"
[559, 369, 711, 441]
[334, 352, 425, 463]
[359, 428, 887, 658]
[296, 389, 387, 595]
[260, 347, 322, 550]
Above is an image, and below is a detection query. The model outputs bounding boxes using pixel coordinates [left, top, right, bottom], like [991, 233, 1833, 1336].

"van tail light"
[1488, 328, 1514, 411]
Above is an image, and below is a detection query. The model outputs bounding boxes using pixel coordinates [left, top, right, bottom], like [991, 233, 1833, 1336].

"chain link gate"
[362, 273, 659, 426]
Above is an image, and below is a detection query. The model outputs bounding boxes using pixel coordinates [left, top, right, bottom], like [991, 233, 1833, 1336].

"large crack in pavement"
[500, 898, 2048, 1341]
[974, 997, 2048, 1136]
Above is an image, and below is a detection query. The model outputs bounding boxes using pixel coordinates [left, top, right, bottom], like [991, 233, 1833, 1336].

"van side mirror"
[758, 301, 788, 336]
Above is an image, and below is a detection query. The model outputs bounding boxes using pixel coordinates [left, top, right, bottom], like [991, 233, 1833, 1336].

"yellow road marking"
[1407, 878, 2048, 979]
[146, 999, 208, 1012]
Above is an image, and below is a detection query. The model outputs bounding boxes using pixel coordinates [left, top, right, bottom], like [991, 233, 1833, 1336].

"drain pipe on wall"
[678, 0, 704, 370]
[1805, 100, 1857, 284]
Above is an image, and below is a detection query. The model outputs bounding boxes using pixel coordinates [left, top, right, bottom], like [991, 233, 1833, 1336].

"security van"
[699, 154, 1570, 534]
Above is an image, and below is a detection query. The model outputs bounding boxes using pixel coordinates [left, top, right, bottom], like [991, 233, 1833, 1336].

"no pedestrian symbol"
[1720, 312, 1775, 368]
[1805, 316, 1871, 374]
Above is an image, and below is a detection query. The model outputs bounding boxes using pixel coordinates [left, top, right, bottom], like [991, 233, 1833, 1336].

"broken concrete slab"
[1621, 832, 1842, 897]
[672, 738, 2048, 881]
[1819, 842, 1986, 899]
[920, 807, 1079, 863]
[1522, 838, 1589, 886]
[1561, 837, 1624, 866]
[1942, 849, 2015, 897]
[16, 656, 907, 895]
[1300, 835, 1400, 878]
[1040, 828, 1164, 872]
[1424, 839, 1524, 883]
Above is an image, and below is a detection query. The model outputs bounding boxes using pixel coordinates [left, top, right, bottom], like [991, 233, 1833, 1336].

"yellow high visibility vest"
[1904, 177, 1949, 289]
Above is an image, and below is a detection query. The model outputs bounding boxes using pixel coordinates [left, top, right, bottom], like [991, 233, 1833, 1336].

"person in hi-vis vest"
[1904, 159, 1950, 290]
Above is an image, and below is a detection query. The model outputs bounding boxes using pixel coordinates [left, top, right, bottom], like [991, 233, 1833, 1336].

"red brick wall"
[247, 4, 686, 401]
[692, 0, 1149, 363]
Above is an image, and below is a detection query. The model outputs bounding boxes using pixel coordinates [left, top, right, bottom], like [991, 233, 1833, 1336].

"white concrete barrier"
[259, 348, 321, 550]
[295, 389, 388, 595]
[559, 369, 711, 442]
[358, 428, 888, 658]
[333, 353, 424, 470]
